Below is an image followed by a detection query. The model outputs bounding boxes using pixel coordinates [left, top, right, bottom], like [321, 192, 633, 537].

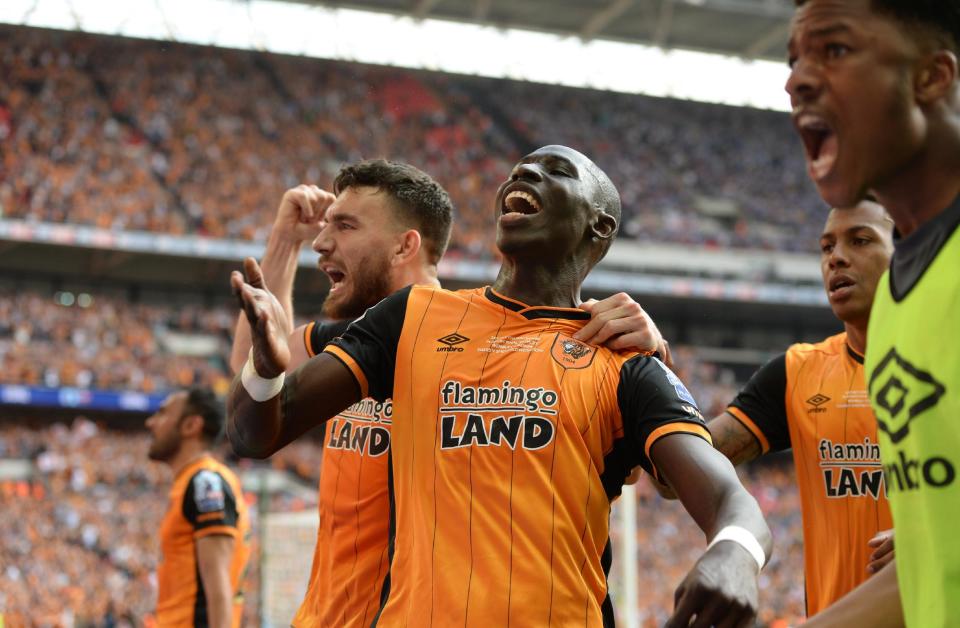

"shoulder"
[786, 332, 847, 363]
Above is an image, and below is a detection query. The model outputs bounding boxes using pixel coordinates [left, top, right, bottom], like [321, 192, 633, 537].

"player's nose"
[511, 162, 544, 183]
[785, 57, 823, 105]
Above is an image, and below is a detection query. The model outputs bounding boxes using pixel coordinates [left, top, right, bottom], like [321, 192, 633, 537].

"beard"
[147, 431, 181, 462]
[322, 252, 394, 321]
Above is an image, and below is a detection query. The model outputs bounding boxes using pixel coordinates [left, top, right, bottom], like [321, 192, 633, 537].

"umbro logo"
[806, 393, 830, 413]
[869, 347, 946, 445]
[437, 333, 469, 353]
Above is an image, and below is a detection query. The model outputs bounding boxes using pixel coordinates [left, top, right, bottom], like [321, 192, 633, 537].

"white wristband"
[241, 351, 285, 402]
[706, 525, 766, 572]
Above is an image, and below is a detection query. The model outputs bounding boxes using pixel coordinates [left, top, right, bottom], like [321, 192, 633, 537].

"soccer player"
[145, 387, 251, 628]
[656, 200, 895, 615]
[229, 145, 771, 627]
[229, 161, 668, 627]
[787, 1, 960, 625]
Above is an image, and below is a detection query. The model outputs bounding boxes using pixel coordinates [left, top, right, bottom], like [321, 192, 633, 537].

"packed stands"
[1, 25, 824, 258]
[0, 291, 233, 394]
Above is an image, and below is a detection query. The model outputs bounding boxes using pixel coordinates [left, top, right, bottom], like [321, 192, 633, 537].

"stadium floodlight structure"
[0, 0, 790, 111]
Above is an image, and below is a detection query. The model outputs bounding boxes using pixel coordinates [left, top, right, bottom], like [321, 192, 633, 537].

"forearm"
[227, 375, 287, 458]
[708, 413, 762, 466]
[205, 586, 233, 628]
[708, 477, 772, 561]
[656, 434, 771, 557]
[806, 561, 903, 627]
[229, 235, 302, 373]
[227, 353, 360, 458]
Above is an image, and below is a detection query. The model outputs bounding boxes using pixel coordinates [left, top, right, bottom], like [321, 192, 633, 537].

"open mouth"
[502, 190, 542, 215]
[797, 115, 838, 180]
[829, 275, 855, 295]
[322, 266, 346, 292]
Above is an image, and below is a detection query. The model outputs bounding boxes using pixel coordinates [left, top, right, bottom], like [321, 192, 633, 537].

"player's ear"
[391, 229, 422, 266]
[180, 414, 204, 439]
[590, 210, 617, 242]
[915, 49, 958, 105]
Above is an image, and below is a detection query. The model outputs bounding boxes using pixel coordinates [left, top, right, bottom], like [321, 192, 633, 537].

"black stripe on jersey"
[600, 540, 615, 628]
[483, 287, 590, 321]
[846, 343, 865, 365]
[372, 450, 397, 627]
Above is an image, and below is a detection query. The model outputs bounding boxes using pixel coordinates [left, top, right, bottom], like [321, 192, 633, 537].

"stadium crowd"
[1, 25, 825, 257]
[0, 419, 804, 627]
[0, 291, 233, 395]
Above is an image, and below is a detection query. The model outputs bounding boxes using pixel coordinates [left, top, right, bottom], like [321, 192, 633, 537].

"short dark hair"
[182, 387, 224, 444]
[795, 0, 960, 54]
[333, 160, 454, 264]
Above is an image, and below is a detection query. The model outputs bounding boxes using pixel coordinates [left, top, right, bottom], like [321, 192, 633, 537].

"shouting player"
[229, 160, 668, 627]
[657, 199, 895, 615]
[787, 1, 960, 625]
[229, 145, 771, 627]
[145, 387, 251, 628]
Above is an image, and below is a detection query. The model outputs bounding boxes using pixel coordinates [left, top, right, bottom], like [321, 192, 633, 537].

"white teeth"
[504, 190, 541, 212]
[798, 115, 830, 132]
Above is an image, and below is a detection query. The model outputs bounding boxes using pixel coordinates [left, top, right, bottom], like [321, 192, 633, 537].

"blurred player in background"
[787, 1, 960, 625]
[229, 145, 771, 627]
[657, 200, 895, 615]
[145, 387, 250, 628]
[229, 160, 667, 627]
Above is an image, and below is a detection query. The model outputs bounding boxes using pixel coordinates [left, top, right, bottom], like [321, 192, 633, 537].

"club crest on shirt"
[551, 333, 596, 369]
[192, 470, 226, 513]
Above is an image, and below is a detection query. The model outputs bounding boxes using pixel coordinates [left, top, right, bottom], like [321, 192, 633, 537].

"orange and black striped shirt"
[157, 455, 251, 627]
[292, 320, 393, 628]
[324, 285, 710, 627]
[727, 332, 893, 615]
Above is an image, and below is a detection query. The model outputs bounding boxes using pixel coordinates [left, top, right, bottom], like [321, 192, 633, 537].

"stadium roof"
[0, 0, 793, 110]
[301, 0, 795, 61]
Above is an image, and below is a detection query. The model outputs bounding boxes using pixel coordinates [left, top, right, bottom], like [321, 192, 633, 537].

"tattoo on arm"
[709, 414, 762, 466]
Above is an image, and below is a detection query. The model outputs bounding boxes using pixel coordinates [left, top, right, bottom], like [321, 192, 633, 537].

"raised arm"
[227, 258, 360, 458]
[653, 433, 772, 627]
[229, 185, 335, 374]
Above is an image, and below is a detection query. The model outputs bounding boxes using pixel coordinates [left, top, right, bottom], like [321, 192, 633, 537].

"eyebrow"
[327, 211, 359, 224]
[788, 22, 854, 50]
[523, 153, 580, 175]
[820, 224, 878, 239]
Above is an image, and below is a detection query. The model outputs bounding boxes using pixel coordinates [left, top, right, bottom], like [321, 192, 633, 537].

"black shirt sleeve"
[306, 319, 354, 356]
[616, 356, 710, 479]
[325, 285, 412, 402]
[182, 469, 239, 532]
[727, 352, 790, 452]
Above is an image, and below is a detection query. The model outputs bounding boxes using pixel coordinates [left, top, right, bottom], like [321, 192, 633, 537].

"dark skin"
[229, 145, 772, 626]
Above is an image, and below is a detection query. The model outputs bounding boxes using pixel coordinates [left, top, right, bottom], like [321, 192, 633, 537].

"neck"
[169, 442, 210, 477]
[395, 262, 440, 290]
[873, 116, 960, 237]
[844, 319, 868, 355]
[491, 254, 587, 308]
